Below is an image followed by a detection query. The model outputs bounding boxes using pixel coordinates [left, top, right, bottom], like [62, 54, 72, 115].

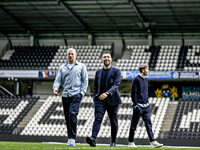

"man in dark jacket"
[128, 64, 163, 148]
[86, 51, 122, 147]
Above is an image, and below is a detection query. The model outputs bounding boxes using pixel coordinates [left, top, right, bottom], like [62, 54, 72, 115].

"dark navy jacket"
[131, 75, 149, 106]
[93, 66, 122, 106]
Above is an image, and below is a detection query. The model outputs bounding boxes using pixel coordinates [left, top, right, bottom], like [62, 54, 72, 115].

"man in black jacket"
[86, 51, 122, 147]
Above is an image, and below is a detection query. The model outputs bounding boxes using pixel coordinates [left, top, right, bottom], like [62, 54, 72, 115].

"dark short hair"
[139, 64, 149, 72]
[102, 51, 111, 58]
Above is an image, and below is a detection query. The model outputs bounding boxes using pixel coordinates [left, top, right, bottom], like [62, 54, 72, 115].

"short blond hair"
[139, 64, 149, 72]
[67, 48, 77, 54]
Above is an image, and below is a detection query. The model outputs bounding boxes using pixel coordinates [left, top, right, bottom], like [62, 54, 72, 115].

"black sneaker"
[86, 137, 96, 147]
[110, 142, 116, 147]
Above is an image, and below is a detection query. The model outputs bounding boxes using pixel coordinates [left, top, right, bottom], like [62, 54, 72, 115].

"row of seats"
[48, 46, 107, 71]
[60, 45, 112, 50]
[183, 47, 200, 71]
[126, 45, 200, 50]
[21, 96, 169, 139]
[1, 46, 57, 70]
[119, 45, 200, 71]
[3, 95, 200, 141]
[58, 49, 103, 53]
[0, 96, 39, 134]
[1, 45, 200, 71]
[169, 99, 200, 139]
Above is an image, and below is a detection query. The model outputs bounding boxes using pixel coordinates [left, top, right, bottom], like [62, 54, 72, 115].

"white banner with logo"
[0, 70, 38, 78]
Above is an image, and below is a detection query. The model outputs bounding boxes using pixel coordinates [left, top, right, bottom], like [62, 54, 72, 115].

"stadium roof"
[0, 0, 200, 39]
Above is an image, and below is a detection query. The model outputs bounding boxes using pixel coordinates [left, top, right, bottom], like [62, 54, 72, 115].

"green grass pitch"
[0, 142, 200, 150]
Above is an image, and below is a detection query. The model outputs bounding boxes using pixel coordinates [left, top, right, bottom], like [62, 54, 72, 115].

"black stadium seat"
[0, 46, 58, 70]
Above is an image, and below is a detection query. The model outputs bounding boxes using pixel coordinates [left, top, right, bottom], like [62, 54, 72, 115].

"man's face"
[67, 49, 77, 63]
[143, 67, 149, 76]
[101, 53, 112, 66]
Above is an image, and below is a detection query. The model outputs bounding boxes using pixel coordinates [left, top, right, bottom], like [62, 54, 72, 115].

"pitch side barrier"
[0, 70, 199, 79]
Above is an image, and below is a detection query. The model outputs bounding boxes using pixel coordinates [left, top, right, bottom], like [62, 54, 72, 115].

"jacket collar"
[65, 60, 79, 66]
[138, 73, 145, 79]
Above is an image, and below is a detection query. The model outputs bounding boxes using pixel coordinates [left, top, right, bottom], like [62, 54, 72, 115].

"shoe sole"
[128, 146, 137, 148]
[151, 144, 163, 148]
[65, 144, 76, 146]
[86, 137, 96, 147]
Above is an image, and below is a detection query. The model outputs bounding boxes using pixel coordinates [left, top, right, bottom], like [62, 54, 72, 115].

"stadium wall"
[125, 39, 148, 45]
[39, 39, 65, 46]
[96, 39, 123, 60]
[11, 39, 30, 46]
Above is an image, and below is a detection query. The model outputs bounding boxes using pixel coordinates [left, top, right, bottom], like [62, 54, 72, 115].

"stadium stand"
[1, 44, 200, 71]
[0, 46, 58, 70]
[117, 45, 181, 71]
[155, 45, 180, 71]
[20, 96, 169, 139]
[0, 96, 39, 134]
[0, 45, 112, 71]
[168, 99, 200, 139]
[182, 45, 200, 71]
[48, 45, 112, 71]
[117, 45, 150, 71]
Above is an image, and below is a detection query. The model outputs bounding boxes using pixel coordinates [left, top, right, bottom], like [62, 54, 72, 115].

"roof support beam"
[167, 0, 182, 34]
[0, 5, 30, 32]
[96, 0, 123, 38]
[57, 0, 86, 30]
[129, 0, 145, 27]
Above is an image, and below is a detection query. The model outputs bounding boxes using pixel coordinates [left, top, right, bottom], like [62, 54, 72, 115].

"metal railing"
[0, 85, 14, 96]
[0, 42, 10, 59]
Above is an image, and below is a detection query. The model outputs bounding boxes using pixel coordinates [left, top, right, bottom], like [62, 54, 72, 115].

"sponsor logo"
[0, 71, 5, 75]
[173, 72, 179, 79]
[173, 72, 199, 79]
[155, 84, 178, 98]
[182, 87, 200, 99]
[39, 71, 48, 78]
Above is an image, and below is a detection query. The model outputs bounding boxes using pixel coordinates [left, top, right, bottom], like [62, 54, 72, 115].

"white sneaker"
[150, 141, 163, 148]
[65, 139, 71, 146]
[65, 138, 76, 146]
[128, 142, 137, 147]
[69, 138, 76, 146]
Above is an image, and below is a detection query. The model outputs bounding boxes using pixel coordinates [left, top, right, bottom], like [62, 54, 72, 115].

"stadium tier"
[48, 45, 111, 71]
[183, 45, 200, 71]
[18, 96, 169, 139]
[2, 94, 200, 145]
[0, 96, 39, 134]
[0, 45, 112, 71]
[169, 99, 200, 139]
[117, 45, 151, 71]
[0, 45, 200, 71]
[117, 45, 200, 71]
[0, 46, 58, 70]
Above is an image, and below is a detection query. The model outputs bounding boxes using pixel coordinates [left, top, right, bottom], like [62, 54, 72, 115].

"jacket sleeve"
[93, 71, 98, 99]
[80, 64, 88, 97]
[131, 78, 138, 106]
[107, 69, 121, 96]
[53, 67, 62, 90]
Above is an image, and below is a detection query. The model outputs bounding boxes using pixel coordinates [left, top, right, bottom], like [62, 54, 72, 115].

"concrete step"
[159, 101, 178, 138]
[121, 50, 132, 59]
[1, 50, 14, 60]
[14, 100, 45, 134]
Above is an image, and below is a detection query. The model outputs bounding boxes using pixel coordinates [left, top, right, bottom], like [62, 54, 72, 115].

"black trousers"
[92, 100, 119, 143]
[129, 105, 155, 142]
[62, 93, 82, 139]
